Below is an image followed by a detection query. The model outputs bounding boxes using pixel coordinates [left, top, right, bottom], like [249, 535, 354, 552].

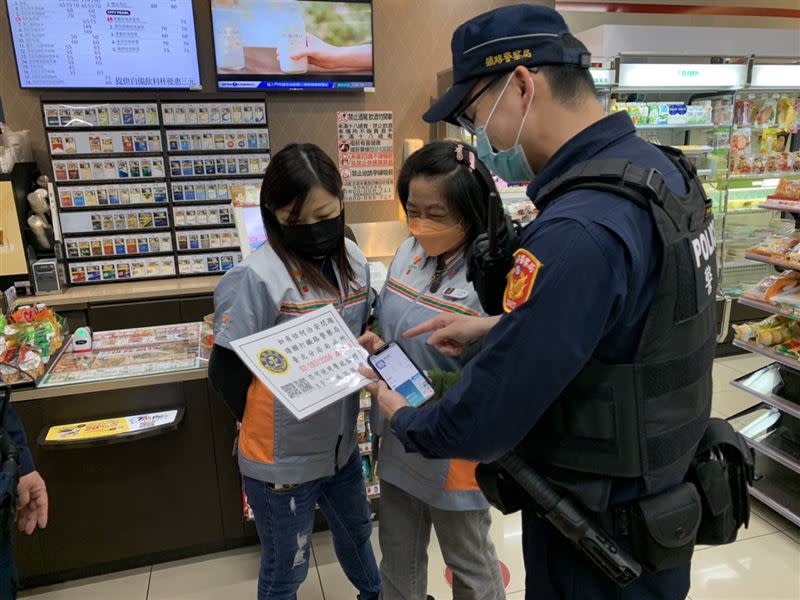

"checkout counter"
[10, 221, 406, 587]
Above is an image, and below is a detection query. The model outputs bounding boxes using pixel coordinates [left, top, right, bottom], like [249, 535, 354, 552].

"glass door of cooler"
[719, 60, 800, 297]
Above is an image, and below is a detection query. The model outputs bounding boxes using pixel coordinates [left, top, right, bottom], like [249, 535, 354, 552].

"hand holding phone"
[367, 342, 435, 407]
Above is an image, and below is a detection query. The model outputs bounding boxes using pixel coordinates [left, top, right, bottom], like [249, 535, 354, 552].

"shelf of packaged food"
[761, 201, 800, 213]
[670, 145, 715, 155]
[728, 173, 800, 181]
[634, 123, 715, 130]
[738, 296, 800, 321]
[749, 487, 800, 527]
[719, 208, 771, 215]
[733, 339, 800, 372]
[744, 252, 800, 272]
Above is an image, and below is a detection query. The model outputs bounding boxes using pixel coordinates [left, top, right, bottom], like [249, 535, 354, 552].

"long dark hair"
[260, 143, 357, 295]
[397, 140, 503, 250]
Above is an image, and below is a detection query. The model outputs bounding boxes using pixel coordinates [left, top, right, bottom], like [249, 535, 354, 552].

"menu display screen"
[211, 0, 374, 91]
[7, 0, 201, 89]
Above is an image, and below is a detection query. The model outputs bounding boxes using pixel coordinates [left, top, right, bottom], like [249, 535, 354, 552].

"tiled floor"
[19, 356, 800, 600]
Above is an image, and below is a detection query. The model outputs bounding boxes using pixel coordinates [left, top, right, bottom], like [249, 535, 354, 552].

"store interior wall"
[0, 0, 546, 225]
[561, 0, 800, 37]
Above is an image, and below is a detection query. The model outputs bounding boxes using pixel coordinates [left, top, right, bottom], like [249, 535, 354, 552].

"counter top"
[11, 364, 208, 402]
[20, 276, 223, 308]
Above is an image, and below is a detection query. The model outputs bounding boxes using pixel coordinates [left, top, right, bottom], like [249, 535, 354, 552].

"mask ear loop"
[483, 73, 514, 131]
[514, 75, 536, 147]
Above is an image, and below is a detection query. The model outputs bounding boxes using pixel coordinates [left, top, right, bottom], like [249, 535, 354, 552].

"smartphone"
[368, 342, 435, 407]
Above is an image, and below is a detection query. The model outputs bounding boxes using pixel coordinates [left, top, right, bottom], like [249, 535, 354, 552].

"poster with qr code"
[230, 305, 371, 420]
[337, 111, 394, 202]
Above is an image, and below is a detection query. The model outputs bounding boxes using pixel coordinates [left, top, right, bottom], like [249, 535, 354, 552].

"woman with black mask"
[209, 143, 380, 600]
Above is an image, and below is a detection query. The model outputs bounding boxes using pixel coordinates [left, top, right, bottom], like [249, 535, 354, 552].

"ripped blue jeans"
[243, 449, 381, 600]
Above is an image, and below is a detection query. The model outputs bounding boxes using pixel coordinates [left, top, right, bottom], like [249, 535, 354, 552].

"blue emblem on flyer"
[258, 349, 290, 374]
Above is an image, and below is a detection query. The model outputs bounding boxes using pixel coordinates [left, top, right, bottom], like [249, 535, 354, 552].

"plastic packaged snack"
[733, 315, 800, 347]
[752, 98, 778, 127]
[777, 98, 796, 129]
[761, 129, 779, 154]
[776, 338, 800, 360]
[775, 178, 800, 201]
[731, 128, 751, 156]
[749, 231, 800, 257]
[742, 271, 800, 303]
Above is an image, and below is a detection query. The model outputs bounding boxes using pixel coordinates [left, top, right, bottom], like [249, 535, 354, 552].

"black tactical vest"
[517, 146, 716, 513]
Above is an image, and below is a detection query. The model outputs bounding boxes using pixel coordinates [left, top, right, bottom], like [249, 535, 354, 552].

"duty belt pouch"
[629, 482, 702, 573]
[689, 418, 755, 545]
[476, 463, 532, 515]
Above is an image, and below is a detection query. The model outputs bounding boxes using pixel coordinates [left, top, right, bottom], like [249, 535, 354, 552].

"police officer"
[362, 5, 716, 600]
[1, 396, 48, 600]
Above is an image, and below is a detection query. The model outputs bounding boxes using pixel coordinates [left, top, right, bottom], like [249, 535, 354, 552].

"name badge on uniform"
[443, 287, 469, 300]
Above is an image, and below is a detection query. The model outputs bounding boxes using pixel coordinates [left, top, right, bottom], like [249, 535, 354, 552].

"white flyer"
[231, 305, 370, 420]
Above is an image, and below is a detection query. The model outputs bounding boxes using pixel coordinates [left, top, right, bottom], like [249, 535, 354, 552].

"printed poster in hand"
[231, 304, 371, 420]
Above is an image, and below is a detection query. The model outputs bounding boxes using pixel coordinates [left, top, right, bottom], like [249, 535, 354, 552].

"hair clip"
[455, 144, 476, 172]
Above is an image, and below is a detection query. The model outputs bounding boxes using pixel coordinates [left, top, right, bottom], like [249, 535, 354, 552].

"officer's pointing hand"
[358, 366, 410, 420]
[403, 314, 501, 357]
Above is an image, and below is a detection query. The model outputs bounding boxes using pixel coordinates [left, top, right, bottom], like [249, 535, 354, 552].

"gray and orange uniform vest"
[375, 237, 490, 511]
[213, 239, 371, 485]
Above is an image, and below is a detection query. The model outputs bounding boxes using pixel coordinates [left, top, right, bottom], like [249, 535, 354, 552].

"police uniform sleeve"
[5, 404, 34, 475]
[213, 266, 278, 350]
[390, 218, 629, 462]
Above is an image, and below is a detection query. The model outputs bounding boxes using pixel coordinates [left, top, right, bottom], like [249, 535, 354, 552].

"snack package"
[752, 97, 778, 127]
[775, 178, 800, 201]
[734, 99, 752, 125]
[776, 338, 800, 360]
[749, 231, 800, 257]
[733, 315, 800, 347]
[731, 128, 751, 156]
[761, 129, 779, 153]
[742, 271, 800, 303]
[767, 152, 781, 174]
[778, 98, 796, 129]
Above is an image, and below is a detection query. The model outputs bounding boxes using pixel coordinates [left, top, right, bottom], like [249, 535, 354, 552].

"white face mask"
[475, 73, 536, 183]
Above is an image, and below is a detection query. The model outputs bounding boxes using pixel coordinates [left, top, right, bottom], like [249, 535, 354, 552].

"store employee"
[363, 6, 716, 600]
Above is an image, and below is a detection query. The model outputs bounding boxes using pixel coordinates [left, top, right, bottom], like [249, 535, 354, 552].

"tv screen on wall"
[6, 0, 201, 90]
[211, 0, 374, 91]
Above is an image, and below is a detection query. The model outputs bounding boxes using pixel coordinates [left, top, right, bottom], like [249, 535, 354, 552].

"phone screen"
[369, 343, 435, 407]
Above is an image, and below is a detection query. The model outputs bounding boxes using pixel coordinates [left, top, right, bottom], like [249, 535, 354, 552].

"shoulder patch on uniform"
[503, 249, 542, 313]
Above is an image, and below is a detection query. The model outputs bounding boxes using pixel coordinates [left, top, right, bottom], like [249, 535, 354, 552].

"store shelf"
[634, 123, 715, 130]
[719, 208, 770, 215]
[670, 145, 714, 155]
[743, 252, 800, 273]
[728, 173, 800, 181]
[59, 203, 169, 212]
[761, 201, 800, 214]
[749, 487, 800, 527]
[67, 251, 174, 262]
[737, 297, 800, 321]
[697, 169, 714, 177]
[738, 420, 800, 476]
[733, 339, 800, 372]
[731, 378, 800, 422]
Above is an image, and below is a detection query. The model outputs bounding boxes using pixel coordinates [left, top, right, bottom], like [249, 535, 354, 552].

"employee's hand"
[17, 470, 48, 535]
[283, 34, 373, 70]
[358, 366, 409, 420]
[357, 331, 385, 355]
[403, 314, 501, 357]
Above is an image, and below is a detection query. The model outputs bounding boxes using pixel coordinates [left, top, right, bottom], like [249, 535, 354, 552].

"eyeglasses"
[454, 74, 504, 135]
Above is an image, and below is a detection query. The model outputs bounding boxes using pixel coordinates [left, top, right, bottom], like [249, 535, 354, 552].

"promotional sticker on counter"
[337, 111, 394, 202]
[231, 305, 370, 420]
[44, 410, 179, 443]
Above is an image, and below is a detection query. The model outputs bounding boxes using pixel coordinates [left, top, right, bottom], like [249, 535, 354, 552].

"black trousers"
[0, 535, 16, 600]
[522, 508, 690, 600]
